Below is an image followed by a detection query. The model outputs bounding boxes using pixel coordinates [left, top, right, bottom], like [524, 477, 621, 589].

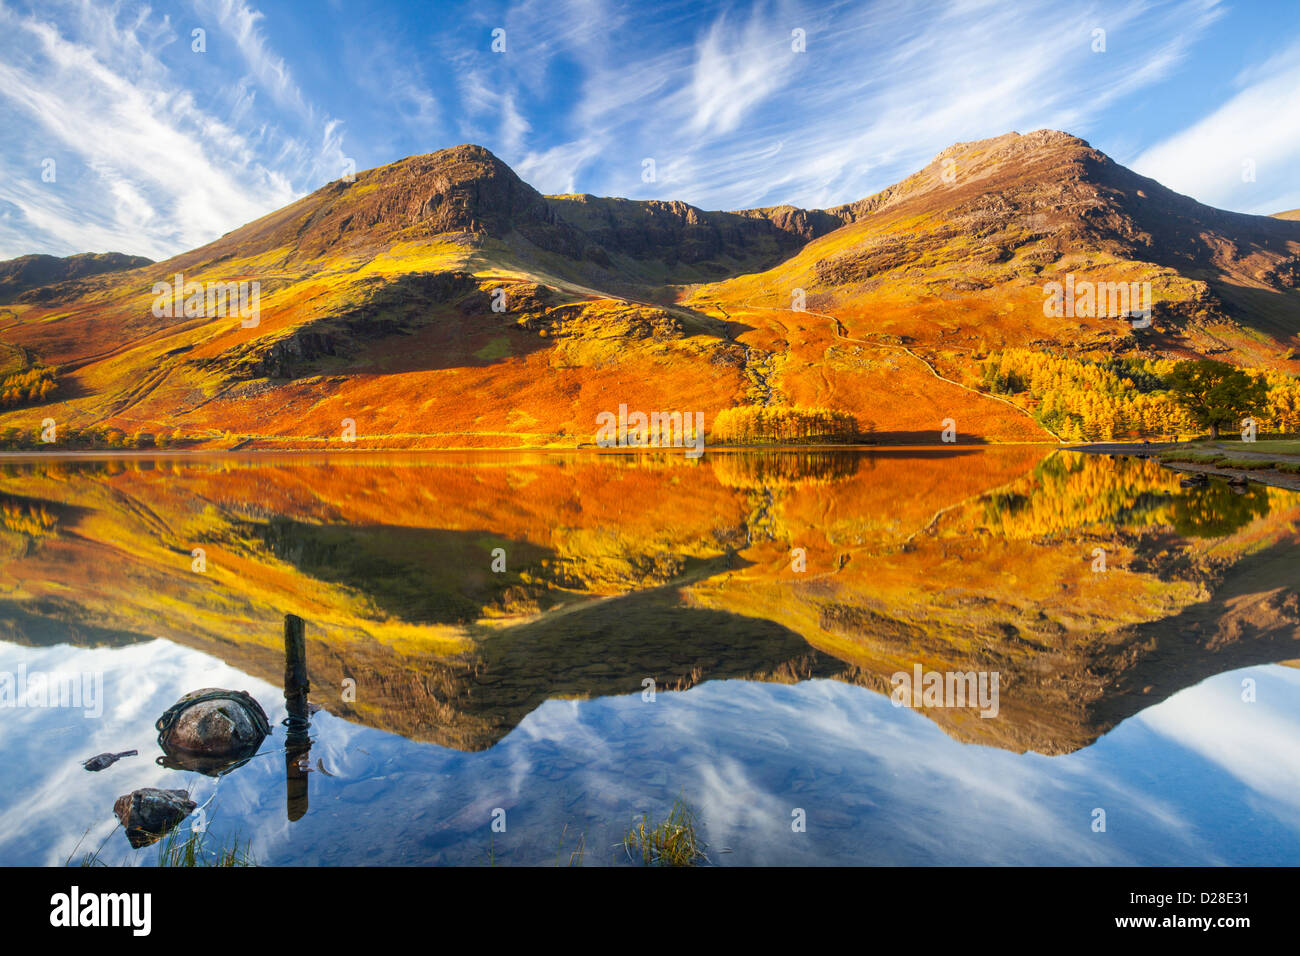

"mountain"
[160, 144, 836, 284]
[691, 130, 1300, 355]
[0, 251, 153, 303]
[0, 131, 1296, 449]
[1275, 209, 1300, 221]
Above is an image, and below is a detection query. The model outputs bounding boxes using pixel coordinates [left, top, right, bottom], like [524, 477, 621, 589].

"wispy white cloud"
[1130, 38, 1300, 215]
[477, 0, 1228, 212]
[0, 0, 344, 259]
[1141, 665, 1300, 821]
[194, 0, 308, 116]
[0, 0, 1278, 262]
[688, 6, 798, 135]
[457, 71, 533, 155]
[513, 140, 606, 196]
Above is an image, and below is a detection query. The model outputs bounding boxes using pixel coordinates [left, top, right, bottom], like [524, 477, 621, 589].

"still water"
[0, 448, 1296, 865]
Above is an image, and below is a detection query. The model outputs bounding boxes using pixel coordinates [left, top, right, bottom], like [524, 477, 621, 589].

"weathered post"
[284, 613, 311, 822]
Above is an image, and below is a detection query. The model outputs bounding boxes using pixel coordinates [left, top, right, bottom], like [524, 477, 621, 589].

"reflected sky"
[2, 638, 1297, 866]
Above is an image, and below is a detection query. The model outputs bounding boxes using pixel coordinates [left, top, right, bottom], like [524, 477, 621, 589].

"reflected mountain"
[0, 448, 1295, 755]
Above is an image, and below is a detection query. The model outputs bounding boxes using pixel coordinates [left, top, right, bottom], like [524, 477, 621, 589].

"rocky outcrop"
[246, 145, 589, 262]
[548, 194, 847, 271]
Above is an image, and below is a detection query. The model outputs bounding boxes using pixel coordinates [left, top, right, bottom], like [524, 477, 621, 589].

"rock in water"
[113, 788, 196, 848]
[157, 688, 269, 756]
[155, 689, 271, 775]
[82, 749, 138, 771]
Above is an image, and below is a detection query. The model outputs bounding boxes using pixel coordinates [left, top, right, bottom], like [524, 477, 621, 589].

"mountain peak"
[933, 128, 1090, 161]
[307, 142, 556, 251]
[169, 141, 580, 269]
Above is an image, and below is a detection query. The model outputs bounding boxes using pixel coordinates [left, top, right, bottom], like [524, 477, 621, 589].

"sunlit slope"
[0, 450, 1295, 752]
[0, 147, 756, 448]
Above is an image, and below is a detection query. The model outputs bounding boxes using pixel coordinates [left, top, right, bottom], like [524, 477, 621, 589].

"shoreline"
[1153, 458, 1300, 493]
[0, 440, 1066, 459]
[1, 440, 1296, 494]
[1071, 440, 1300, 492]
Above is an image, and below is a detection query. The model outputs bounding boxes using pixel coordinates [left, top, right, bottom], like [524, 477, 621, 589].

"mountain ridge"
[0, 251, 153, 304]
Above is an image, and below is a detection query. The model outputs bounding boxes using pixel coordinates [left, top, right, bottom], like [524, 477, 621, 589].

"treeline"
[0, 426, 187, 449]
[982, 350, 1300, 441]
[711, 406, 866, 444]
[0, 366, 57, 408]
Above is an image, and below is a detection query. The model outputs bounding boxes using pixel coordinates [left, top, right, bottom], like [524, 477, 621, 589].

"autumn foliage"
[711, 405, 864, 444]
[0, 366, 56, 408]
[982, 350, 1300, 441]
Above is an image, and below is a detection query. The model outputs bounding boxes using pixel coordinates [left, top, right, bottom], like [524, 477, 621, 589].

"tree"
[1165, 360, 1268, 440]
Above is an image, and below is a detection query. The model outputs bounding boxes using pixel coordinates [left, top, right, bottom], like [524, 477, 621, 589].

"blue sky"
[1, 0, 1297, 261]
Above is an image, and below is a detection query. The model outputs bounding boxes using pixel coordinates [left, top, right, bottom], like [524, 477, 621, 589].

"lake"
[0, 447, 1297, 866]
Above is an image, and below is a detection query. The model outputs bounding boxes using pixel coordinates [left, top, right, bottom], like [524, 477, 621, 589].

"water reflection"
[1169, 481, 1273, 538]
[1, 637, 1297, 865]
[0, 448, 1296, 864]
[283, 615, 312, 823]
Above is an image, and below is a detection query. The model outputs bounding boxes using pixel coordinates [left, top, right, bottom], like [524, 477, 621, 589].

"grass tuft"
[622, 794, 708, 867]
[156, 826, 256, 867]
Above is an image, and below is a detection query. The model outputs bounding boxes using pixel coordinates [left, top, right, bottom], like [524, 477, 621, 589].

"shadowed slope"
[0, 252, 153, 303]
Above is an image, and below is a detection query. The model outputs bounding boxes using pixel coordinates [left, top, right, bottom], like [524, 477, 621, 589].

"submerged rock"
[156, 688, 270, 775]
[82, 750, 137, 772]
[113, 788, 196, 848]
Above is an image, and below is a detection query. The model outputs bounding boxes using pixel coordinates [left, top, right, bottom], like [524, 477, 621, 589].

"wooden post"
[284, 613, 311, 822]
[284, 613, 309, 704]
